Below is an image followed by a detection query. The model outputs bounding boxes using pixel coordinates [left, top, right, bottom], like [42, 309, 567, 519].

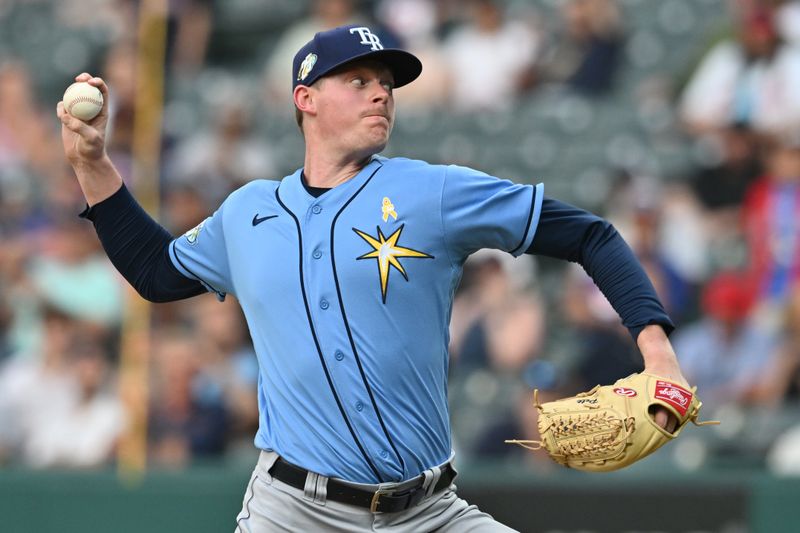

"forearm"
[528, 197, 674, 340]
[72, 155, 125, 207]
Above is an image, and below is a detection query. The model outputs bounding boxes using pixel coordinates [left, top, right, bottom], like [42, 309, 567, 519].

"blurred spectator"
[149, 329, 229, 467]
[263, 0, 363, 104]
[672, 270, 779, 411]
[765, 291, 800, 475]
[777, 0, 800, 47]
[441, 0, 541, 111]
[473, 387, 554, 468]
[188, 295, 259, 448]
[0, 306, 73, 463]
[375, 0, 449, 110]
[561, 265, 644, 389]
[450, 250, 544, 374]
[448, 250, 544, 459]
[472, 360, 569, 469]
[689, 123, 762, 257]
[604, 173, 696, 316]
[0, 233, 40, 356]
[22, 335, 126, 468]
[742, 133, 800, 307]
[166, 0, 213, 79]
[161, 183, 211, 235]
[751, 285, 800, 405]
[99, 40, 139, 182]
[690, 123, 763, 213]
[166, 91, 277, 206]
[0, 61, 64, 215]
[54, 0, 135, 42]
[27, 214, 123, 329]
[0, 299, 11, 362]
[0, 306, 119, 467]
[679, 4, 800, 136]
[534, 0, 624, 95]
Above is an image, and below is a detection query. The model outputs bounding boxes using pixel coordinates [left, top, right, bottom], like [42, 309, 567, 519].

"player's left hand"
[506, 372, 719, 472]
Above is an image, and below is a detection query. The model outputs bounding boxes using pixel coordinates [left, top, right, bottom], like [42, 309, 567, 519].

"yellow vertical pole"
[118, 0, 168, 484]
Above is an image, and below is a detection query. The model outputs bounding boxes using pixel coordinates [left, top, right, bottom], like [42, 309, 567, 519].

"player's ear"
[293, 85, 316, 117]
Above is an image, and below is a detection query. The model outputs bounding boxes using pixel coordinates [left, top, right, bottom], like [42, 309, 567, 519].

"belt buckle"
[370, 488, 393, 513]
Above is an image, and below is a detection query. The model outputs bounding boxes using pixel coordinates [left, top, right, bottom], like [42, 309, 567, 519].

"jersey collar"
[278, 155, 385, 216]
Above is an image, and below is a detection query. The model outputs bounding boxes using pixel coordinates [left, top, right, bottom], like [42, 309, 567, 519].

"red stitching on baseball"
[67, 96, 103, 114]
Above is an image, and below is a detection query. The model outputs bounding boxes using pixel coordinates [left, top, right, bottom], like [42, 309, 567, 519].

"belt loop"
[258, 451, 279, 482]
[303, 472, 319, 502]
[314, 474, 329, 505]
[303, 471, 329, 505]
[422, 466, 442, 499]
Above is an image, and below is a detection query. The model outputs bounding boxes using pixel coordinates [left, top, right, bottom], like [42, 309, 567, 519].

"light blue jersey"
[169, 155, 543, 483]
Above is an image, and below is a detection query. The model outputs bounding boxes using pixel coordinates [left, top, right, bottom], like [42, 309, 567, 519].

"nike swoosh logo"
[252, 214, 278, 226]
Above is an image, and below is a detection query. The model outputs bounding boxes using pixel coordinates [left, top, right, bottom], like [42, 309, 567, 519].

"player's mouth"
[362, 110, 390, 122]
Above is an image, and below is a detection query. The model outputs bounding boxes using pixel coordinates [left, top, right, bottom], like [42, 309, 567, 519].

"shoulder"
[376, 155, 448, 178]
[378, 156, 497, 180]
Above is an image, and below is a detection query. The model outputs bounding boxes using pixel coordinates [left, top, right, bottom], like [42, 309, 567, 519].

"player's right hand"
[57, 73, 110, 166]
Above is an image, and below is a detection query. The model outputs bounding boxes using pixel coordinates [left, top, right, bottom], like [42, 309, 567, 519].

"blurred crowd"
[1, 0, 800, 474]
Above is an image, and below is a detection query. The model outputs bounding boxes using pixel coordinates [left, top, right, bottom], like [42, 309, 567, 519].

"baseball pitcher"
[58, 24, 711, 533]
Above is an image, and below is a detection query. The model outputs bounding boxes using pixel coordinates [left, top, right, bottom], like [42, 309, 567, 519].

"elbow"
[130, 275, 168, 303]
[134, 284, 164, 303]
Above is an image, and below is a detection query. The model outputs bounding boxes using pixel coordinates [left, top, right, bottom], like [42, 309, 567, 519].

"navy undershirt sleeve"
[80, 183, 206, 302]
[526, 196, 674, 341]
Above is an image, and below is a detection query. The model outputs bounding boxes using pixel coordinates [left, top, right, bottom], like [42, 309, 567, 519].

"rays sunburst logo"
[353, 224, 433, 303]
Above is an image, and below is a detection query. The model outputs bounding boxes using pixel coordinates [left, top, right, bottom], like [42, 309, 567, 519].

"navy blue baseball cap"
[292, 25, 422, 90]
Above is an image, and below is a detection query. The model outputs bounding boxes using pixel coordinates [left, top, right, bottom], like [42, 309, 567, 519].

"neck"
[303, 149, 374, 188]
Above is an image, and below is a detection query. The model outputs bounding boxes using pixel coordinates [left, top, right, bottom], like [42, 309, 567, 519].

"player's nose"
[371, 84, 391, 104]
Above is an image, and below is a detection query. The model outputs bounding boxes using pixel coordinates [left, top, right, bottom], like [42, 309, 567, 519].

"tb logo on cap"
[349, 27, 383, 51]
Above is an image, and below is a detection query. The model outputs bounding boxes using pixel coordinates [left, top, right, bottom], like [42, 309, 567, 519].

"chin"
[363, 132, 390, 153]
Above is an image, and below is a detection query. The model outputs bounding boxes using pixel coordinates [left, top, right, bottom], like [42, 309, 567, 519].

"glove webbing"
[550, 414, 632, 459]
[504, 390, 635, 457]
[506, 414, 634, 458]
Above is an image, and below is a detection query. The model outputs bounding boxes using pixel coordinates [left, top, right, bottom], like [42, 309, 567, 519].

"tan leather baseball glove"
[506, 372, 719, 472]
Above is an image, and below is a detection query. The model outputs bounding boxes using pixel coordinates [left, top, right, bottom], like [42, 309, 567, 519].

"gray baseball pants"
[234, 451, 519, 532]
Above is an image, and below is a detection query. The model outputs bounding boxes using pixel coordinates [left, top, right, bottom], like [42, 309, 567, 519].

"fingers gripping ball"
[506, 373, 719, 472]
[63, 82, 103, 121]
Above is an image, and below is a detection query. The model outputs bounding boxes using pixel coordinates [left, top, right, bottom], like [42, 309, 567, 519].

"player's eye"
[350, 77, 366, 87]
[381, 81, 394, 93]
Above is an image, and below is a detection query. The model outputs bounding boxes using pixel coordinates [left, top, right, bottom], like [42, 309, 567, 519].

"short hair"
[295, 105, 303, 132]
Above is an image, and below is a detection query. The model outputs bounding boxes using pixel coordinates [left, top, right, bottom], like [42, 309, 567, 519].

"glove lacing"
[505, 389, 635, 458]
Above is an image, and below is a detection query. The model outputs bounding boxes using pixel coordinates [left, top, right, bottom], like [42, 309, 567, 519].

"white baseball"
[63, 81, 103, 121]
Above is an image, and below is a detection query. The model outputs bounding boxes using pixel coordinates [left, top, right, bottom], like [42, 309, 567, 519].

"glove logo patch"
[655, 381, 692, 417]
[613, 387, 637, 397]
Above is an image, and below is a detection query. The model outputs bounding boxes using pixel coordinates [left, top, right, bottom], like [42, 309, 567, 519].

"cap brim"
[322, 49, 422, 89]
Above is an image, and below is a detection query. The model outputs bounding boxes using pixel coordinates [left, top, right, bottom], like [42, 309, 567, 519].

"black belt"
[268, 458, 456, 513]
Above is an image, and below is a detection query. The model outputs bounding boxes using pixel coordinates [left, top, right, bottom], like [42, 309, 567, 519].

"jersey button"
[311, 205, 322, 214]
[320, 299, 330, 310]
[312, 250, 322, 259]
[379, 450, 389, 459]
[335, 350, 344, 361]
[355, 401, 364, 412]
